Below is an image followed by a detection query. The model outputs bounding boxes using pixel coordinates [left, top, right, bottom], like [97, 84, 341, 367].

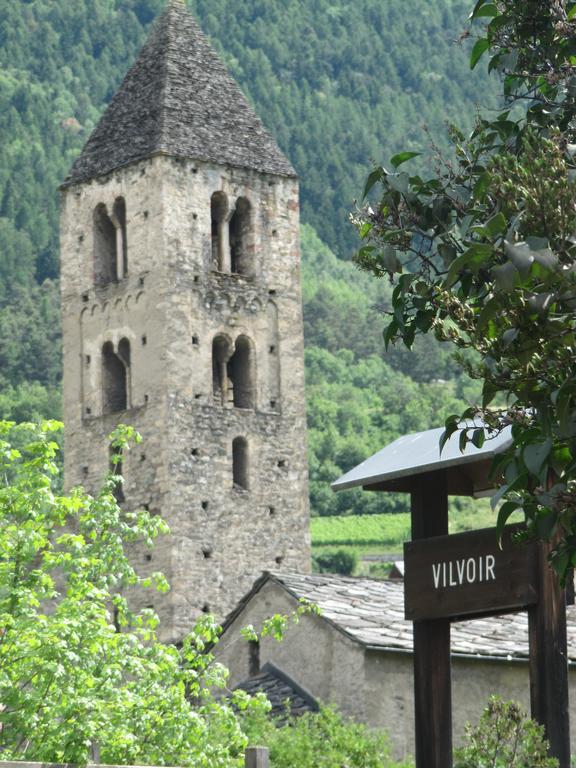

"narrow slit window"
[232, 437, 249, 490]
[112, 197, 128, 279]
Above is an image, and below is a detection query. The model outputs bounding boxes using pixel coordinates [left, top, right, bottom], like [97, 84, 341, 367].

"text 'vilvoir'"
[432, 555, 496, 589]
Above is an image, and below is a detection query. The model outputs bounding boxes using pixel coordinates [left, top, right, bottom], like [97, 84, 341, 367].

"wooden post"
[245, 746, 269, 768]
[411, 471, 452, 768]
[528, 541, 570, 767]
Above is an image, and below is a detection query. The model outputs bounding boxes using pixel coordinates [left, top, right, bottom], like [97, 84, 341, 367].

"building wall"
[219, 585, 576, 762]
[60, 154, 310, 643]
[219, 579, 368, 722]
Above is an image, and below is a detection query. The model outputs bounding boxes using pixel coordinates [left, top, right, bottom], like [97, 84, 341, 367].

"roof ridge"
[63, 2, 295, 186]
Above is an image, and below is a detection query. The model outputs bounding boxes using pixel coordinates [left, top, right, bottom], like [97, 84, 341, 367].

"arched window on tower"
[229, 197, 252, 276]
[93, 199, 128, 285]
[112, 197, 128, 279]
[211, 192, 228, 272]
[212, 334, 256, 409]
[212, 334, 233, 406]
[94, 204, 117, 285]
[232, 437, 249, 490]
[228, 335, 256, 409]
[102, 339, 130, 414]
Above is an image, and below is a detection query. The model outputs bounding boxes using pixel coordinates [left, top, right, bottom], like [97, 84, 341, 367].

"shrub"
[241, 704, 412, 768]
[312, 547, 358, 575]
[455, 697, 558, 768]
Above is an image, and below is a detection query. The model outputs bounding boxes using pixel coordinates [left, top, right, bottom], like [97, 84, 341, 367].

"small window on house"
[229, 197, 252, 276]
[232, 437, 249, 490]
[228, 335, 256, 409]
[102, 341, 129, 414]
[112, 197, 128, 278]
[94, 204, 117, 285]
[211, 192, 228, 271]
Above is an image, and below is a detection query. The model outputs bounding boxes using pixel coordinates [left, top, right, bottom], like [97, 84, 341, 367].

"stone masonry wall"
[60, 154, 311, 643]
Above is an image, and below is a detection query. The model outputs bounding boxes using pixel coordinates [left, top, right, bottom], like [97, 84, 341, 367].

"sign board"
[404, 525, 538, 621]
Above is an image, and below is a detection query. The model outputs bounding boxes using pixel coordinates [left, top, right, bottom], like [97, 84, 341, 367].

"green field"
[310, 502, 521, 577]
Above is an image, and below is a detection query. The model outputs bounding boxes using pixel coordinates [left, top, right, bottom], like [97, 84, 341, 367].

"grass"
[310, 500, 522, 576]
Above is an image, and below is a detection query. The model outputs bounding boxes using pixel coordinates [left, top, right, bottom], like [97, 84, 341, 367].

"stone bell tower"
[59, 0, 311, 643]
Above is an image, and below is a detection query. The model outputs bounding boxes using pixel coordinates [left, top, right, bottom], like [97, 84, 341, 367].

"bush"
[455, 697, 558, 768]
[0, 420, 263, 766]
[241, 704, 412, 768]
[312, 548, 358, 575]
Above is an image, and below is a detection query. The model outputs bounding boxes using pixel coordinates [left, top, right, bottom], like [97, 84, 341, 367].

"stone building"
[59, 0, 310, 643]
[217, 570, 576, 762]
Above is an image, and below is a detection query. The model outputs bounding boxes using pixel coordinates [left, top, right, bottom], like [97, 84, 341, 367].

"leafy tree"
[0, 420, 263, 765]
[354, 0, 576, 575]
[455, 697, 557, 768]
[241, 705, 412, 768]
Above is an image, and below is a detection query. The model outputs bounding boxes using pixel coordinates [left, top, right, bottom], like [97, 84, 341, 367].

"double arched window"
[212, 334, 256, 409]
[94, 197, 128, 286]
[210, 193, 252, 276]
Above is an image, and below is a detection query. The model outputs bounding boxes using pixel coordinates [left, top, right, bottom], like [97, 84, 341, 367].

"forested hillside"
[0, 0, 497, 515]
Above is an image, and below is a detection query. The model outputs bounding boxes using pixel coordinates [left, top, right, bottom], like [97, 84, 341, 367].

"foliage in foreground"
[0, 420, 265, 766]
[241, 705, 412, 768]
[455, 697, 557, 768]
[354, 0, 576, 575]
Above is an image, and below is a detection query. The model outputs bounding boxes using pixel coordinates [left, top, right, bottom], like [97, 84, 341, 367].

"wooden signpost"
[332, 428, 570, 768]
[404, 525, 538, 622]
[406, 471, 570, 768]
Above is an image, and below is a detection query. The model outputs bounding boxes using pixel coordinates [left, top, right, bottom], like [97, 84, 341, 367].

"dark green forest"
[0, 0, 498, 516]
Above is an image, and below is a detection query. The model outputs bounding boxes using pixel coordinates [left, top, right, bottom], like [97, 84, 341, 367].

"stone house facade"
[59, 0, 310, 643]
[217, 571, 576, 762]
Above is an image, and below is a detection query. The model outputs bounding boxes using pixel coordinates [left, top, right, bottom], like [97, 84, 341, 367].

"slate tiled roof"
[252, 571, 576, 662]
[64, 0, 295, 186]
[235, 662, 318, 722]
[332, 422, 513, 495]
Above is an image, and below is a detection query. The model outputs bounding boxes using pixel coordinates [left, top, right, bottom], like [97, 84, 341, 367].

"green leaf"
[363, 167, 384, 199]
[523, 440, 552, 477]
[473, 3, 498, 18]
[440, 417, 459, 453]
[390, 151, 421, 168]
[473, 170, 491, 200]
[445, 243, 492, 286]
[496, 501, 520, 544]
[387, 172, 410, 194]
[381, 245, 401, 273]
[359, 221, 373, 239]
[484, 212, 507, 238]
[470, 38, 490, 69]
[493, 262, 516, 292]
[471, 428, 485, 449]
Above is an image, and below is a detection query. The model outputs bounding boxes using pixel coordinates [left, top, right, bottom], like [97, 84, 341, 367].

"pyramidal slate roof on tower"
[63, 0, 295, 186]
